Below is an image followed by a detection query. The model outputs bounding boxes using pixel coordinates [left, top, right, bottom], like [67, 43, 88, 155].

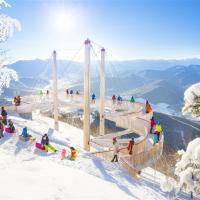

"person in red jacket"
[150, 117, 156, 133]
[127, 138, 135, 155]
[112, 95, 116, 104]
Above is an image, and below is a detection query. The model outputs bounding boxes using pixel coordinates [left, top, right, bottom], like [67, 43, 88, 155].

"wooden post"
[53, 50, 59, 131]
[83, 39, 91, 151]
[100, 48, 105, 135]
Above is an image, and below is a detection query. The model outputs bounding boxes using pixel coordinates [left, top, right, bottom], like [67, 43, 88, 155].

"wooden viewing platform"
[4, 93, 164, 176]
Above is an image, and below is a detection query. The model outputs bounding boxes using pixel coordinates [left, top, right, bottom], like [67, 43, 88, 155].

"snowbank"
[184, 83, 200, 105]
[0, 113, 196, 200]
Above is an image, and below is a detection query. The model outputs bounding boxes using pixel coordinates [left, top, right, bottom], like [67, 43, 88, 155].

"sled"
[35, 142, 45, 150]
[67, 156, 76, 161]
[19, 134, 33, 142]
[4, 127, 15, 134]
[35, 143, 56, 153]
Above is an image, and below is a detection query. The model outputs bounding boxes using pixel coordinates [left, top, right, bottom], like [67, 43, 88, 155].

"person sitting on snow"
[21, 127, 28, 138]
[68, 147, 76, 160]
[1, 107, 8, 125]
[8, 119, 15, 133]
[0, 121, 4, 138]
[20, 127, 32, 141]
[41, 133, 49, 145]
[41, 134, 57, 153]
[60, 148, 67, 160]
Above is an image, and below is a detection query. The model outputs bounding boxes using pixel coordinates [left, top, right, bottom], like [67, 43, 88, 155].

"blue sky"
[2, 0, 200, 61]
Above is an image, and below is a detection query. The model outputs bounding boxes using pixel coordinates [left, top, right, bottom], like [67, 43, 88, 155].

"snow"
[0, 112, 196, 200]
[175, 138, 200, 196]
[0, 0, 20, 94]
[183, 82, 200, 118]
[184, 83, 200, 105]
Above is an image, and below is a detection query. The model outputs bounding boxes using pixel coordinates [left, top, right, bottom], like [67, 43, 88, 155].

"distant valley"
[2, 59, 200, 114]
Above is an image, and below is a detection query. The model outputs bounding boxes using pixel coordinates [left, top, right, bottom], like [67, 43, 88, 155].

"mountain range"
[3, 59, 200, 113]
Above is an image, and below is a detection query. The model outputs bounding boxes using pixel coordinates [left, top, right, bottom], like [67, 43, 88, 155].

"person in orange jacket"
[69, 147, 76, 160]
[146, 100, 152, 113]
[127, 138, 135, 155]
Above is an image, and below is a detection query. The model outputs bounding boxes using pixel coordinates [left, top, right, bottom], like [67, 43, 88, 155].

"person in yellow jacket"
[155, 123, 162, 133]
[155, 123, 162, 141]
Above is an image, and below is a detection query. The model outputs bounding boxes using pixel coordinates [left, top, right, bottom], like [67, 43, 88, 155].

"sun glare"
[54, 13, 73, 33]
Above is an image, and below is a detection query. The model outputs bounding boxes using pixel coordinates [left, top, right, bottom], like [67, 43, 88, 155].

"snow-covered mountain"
[4, 59, 200, 113]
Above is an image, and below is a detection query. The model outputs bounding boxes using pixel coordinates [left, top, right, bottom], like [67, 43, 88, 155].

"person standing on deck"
[155, 122, 162, 141]
[91, 93, 96, 104]
[130, 96, 135, 103]
[146, 100, 152, 113]
[66, 89, 69, 96]
[111, 138, 119, 162]
[150, 117, 156, 133]
[127, 138, 135, 155]
[112, 95, 116, 104]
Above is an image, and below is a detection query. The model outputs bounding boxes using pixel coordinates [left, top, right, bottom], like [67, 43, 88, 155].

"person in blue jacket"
[91, 93, 96, 103]
[117, 96, 122, 104]
[21, 127, 28, 138]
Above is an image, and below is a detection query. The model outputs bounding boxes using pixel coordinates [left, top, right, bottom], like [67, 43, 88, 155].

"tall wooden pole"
[53, 50, 59, 131]
[100, 48, 105, 135]
[83, 39, 91, 151]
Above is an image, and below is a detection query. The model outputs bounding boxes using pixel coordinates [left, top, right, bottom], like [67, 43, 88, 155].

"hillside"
[0, 112, 196, 200]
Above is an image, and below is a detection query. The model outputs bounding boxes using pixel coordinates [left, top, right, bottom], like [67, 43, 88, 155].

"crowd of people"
[1, 91, 160, 164]
[0, 106, 77, 160]
[150, 117, 163, 144]
[66, 89, 80, 97]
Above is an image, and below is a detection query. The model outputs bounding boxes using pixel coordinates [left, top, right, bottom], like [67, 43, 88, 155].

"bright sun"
[54, 13, 73, 33]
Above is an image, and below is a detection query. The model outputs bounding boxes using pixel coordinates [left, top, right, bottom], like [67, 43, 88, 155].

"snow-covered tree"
[0, 0, 21, 94]
[175, 138, 200, 198]
[182, 83, 200, 118]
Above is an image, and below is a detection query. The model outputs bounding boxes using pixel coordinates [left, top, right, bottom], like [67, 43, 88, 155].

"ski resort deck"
[3, 39, 164, 176]
[5, 93, 164, 176]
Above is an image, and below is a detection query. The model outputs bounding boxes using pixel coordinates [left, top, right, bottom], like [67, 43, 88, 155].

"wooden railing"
[91, 103, 163, 177]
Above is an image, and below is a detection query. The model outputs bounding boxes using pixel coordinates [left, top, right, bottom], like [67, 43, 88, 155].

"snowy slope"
[0, 113, 196, 200]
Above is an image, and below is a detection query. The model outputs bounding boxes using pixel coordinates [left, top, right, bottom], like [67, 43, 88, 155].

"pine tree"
[183, 90, 200, 117]
[175, 138, 200, 198]
[0, 0, 21, 94]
